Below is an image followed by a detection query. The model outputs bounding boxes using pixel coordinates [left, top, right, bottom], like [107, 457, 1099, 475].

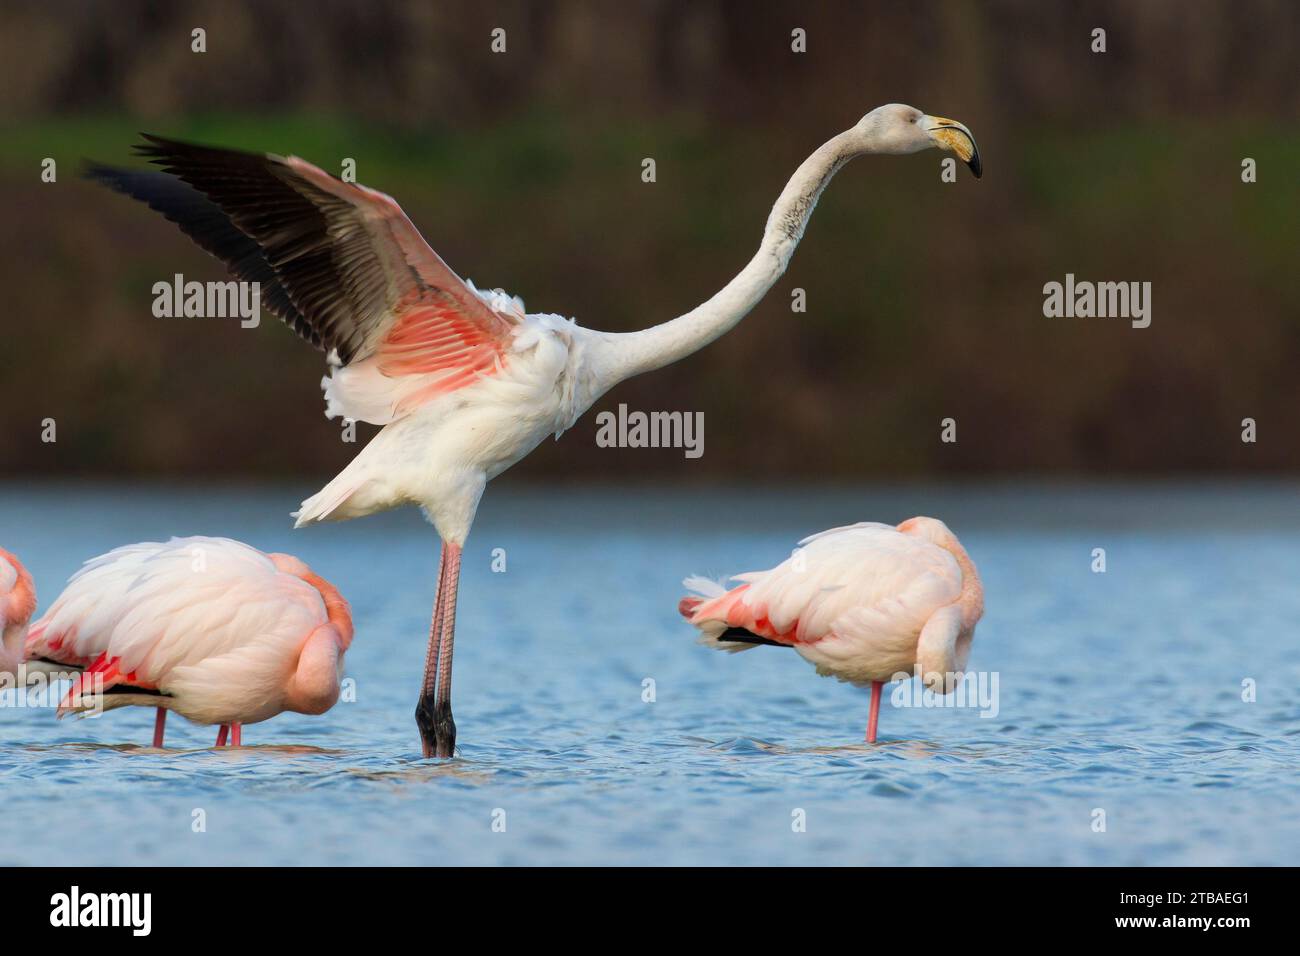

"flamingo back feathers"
[27, 537, 349, 723]
[679, 521, 980, 685]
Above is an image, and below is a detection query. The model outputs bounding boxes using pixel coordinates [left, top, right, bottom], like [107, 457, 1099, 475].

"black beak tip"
[967, 154, 983, 179]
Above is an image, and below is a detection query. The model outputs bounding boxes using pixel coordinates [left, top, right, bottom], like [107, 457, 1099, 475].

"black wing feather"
[84, 161, 324, 351]
[131, 134, 387, 364]
[719, 627, 792, 648]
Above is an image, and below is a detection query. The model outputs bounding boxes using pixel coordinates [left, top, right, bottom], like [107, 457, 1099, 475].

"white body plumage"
[681, 518, 984, 691]
[26, 537, 353, 727]
[299, 307, 606, 542]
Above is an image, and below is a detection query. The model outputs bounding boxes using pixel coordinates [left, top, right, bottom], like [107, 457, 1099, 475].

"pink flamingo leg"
[152, 708, 167, 748]
[230, 723, 242, 747]
[415, 541, 461, 759]
[415, 543, 447, 758]
[215, 724, 229, 747]
[866, 680, 883, 744]
[432, 546, 462, 758]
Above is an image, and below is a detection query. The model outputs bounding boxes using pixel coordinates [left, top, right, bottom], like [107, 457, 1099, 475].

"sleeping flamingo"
[678, 518, 984, 743]
[22, 537, 353, 748]
[87, 104, 982, 757]
[0, 548, 37, 679]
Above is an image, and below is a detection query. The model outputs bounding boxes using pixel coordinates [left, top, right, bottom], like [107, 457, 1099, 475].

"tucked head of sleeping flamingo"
[854, 104, 982, 177]
[0, 547, 37, 674]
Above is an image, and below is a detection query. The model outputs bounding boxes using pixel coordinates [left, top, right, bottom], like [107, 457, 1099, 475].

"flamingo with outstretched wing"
[87, 104, 982, 757]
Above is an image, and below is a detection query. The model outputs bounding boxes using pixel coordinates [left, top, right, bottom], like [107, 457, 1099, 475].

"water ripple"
[2, 485, 1299, 864]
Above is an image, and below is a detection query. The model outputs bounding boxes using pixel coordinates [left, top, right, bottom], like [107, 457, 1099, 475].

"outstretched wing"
[88, 135, 519, 377]
[83, 164, 318, 345]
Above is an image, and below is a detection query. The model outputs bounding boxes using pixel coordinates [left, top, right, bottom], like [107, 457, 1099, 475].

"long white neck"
[587, 128, 862, 390]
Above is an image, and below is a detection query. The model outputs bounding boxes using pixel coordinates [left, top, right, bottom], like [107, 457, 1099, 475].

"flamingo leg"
[231, 723, 242, 748]
[215, 724, 229, 747]
[415, 541, 450, 758]
[431, 544, 462, 759]
[152, 708, 167, 748]
[866, 680, 883, 744]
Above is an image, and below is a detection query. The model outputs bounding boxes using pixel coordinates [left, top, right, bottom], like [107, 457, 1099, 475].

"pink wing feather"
[102, 137, 524, 422]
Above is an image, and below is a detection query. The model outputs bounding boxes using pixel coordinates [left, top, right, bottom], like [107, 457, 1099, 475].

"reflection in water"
[20, 742, 350, 757]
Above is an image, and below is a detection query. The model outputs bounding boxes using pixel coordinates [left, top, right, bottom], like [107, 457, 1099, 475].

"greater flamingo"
[88, 104, 981, 757]
[22, 537, 353, 748]
[678, 518, 984, 743]
[0, 548, 37, 678]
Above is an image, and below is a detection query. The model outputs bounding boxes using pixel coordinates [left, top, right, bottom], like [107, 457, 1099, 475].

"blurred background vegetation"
[1, 0, 1297, 481]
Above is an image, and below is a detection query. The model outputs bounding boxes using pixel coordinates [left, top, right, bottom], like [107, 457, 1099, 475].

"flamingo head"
[268, 552, 355, 651]
[266, 552, 311, 577]
[854, 104, 981, 178]
[900, 517, 985, 633]
[896, 516, 957, 547]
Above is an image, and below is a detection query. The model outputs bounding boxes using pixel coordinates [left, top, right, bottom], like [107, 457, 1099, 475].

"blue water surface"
[1, 481, 1297, 865]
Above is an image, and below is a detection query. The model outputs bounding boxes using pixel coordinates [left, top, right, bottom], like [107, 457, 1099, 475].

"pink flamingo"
[22, 537, 353, 748]
[0, 548, 37, 678]
[87, 105, 982, 757]
[679, 518, 984, 744]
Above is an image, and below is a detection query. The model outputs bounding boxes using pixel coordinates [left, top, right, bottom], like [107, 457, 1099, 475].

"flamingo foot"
[215, 724, 229, 747]
[415, 696, 438, 758]
[866, 680, 883, 744]
[416, 540, 461, 759]
[152, 708, 167, 748]
[416, 695, 457, 758]
[433, 701, 456, 759]
[416, 700, 457, 757]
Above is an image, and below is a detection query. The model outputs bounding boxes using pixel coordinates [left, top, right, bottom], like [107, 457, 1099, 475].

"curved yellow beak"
[925, 115, 982, 178]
